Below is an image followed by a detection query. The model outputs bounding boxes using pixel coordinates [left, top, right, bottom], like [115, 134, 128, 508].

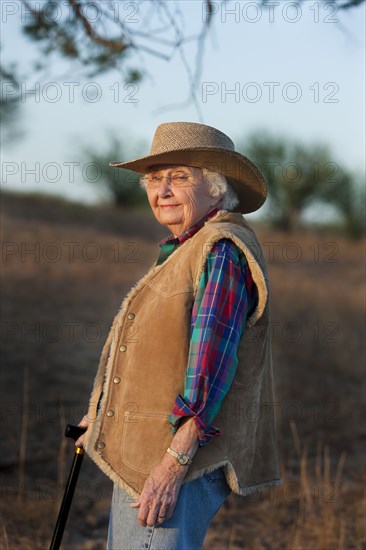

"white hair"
[202, 168, 239, 211]
[139, 166, 240, 211]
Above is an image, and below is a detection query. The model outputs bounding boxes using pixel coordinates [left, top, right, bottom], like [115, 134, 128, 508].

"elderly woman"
[77, 122, 280, 549]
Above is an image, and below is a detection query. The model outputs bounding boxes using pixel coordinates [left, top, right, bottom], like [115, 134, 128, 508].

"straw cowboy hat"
[110, 122, 267, 214]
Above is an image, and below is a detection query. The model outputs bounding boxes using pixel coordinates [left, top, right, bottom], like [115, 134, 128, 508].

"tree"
[0, 0, 217, 137]
[323, 175, 366, 238]
[0, 62, 23, 143]
[8, 1, 217, 92]
[83, 134, 147, 207]
[16, 0, 366, 75]
[242, 132, 363, 235]
[2, 0, 365, 101]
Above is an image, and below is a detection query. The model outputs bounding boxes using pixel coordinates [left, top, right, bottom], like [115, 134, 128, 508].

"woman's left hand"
[130, 454, 188, 527]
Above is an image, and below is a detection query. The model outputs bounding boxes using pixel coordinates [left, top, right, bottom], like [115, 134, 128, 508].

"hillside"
[1, 191, 365, 549]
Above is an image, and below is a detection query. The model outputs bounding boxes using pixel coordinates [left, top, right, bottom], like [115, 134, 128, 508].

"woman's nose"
[157, 179, 173, 197]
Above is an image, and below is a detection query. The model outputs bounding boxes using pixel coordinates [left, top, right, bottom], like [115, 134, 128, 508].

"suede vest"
[84, 210, 281, 498]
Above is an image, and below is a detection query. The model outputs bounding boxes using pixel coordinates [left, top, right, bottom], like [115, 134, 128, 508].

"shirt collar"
[158, 208, 220, 247]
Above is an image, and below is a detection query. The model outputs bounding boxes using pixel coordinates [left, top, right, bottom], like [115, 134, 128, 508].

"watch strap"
[166, 447, 192, 465]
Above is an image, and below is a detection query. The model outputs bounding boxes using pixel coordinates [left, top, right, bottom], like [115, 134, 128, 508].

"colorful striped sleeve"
[168, 238, 257, 446]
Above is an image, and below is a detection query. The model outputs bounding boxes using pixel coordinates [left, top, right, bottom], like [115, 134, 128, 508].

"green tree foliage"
[84, 134, 147, 207]
[323, 175, 366, 238]
[243, 132, 365, 237]
[0, 62, 23, 143]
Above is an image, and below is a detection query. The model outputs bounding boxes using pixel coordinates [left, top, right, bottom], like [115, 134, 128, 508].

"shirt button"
[106, 410, 114, 417]
[119, 344, 127, 352]
[97, 441, 105, 450]
[127, 313, 135, 320]
[113, 376, 121, 384]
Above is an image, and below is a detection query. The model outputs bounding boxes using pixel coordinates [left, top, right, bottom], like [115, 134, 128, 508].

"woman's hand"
[74, 415, 89, 448]
[131, 453, 187, 527]
[131, 417, 200, 526]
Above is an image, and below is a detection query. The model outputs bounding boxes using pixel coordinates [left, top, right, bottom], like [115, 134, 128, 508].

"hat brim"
[110, 147, 267, 214]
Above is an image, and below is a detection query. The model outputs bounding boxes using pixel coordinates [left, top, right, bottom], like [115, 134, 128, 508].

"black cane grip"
[65, 423, 87, 441]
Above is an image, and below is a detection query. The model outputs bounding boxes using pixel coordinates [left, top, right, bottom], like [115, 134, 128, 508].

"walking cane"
[50, 424, 87, 550]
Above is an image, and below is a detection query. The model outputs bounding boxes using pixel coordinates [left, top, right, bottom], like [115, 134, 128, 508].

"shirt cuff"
[169, 394, 221, 446]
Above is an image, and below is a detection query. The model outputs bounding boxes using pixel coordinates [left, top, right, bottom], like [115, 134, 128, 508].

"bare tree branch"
[68, 0, 128, 52]
[337, 0, 365, 8]
[8, 0, 365, 120]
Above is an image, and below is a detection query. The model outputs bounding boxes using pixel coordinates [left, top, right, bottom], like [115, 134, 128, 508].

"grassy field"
[1, 191, 365, 549]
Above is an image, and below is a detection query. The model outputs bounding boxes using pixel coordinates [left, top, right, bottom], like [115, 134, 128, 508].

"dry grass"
[0, 191, 365, 549]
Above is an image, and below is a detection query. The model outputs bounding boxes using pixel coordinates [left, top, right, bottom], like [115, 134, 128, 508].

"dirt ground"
[1, 191, 365, 549]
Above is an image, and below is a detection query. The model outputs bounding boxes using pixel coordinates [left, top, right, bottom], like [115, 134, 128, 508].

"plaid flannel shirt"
[156, 210, 257, 446]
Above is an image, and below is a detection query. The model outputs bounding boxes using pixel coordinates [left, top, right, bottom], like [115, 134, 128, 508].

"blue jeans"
[107, 468, 231, 550]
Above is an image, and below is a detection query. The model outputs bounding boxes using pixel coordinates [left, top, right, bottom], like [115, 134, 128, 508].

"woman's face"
[145, 165, 220, 237]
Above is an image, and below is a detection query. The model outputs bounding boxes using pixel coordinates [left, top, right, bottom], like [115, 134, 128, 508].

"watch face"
[178, 455, 189, 465]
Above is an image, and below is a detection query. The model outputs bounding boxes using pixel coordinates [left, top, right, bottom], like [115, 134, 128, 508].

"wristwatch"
[166, 447, 192, 466]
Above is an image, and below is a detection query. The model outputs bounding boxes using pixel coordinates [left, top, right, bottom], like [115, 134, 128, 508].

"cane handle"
[64, 423, 87, 441]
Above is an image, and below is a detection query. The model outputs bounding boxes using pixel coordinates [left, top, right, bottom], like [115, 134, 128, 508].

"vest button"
[127, 312, 135, 320]
[119, 344, 127, 352]
[106, 410, 114, 417]
[97, 441, 105, 450]
[113, 376, 121, 384]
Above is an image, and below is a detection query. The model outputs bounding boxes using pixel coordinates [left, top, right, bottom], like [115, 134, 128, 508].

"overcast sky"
[1, 0, 365, 208]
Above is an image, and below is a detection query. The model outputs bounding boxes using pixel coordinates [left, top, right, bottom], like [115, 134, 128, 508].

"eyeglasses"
[142, 172, 198, 190]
